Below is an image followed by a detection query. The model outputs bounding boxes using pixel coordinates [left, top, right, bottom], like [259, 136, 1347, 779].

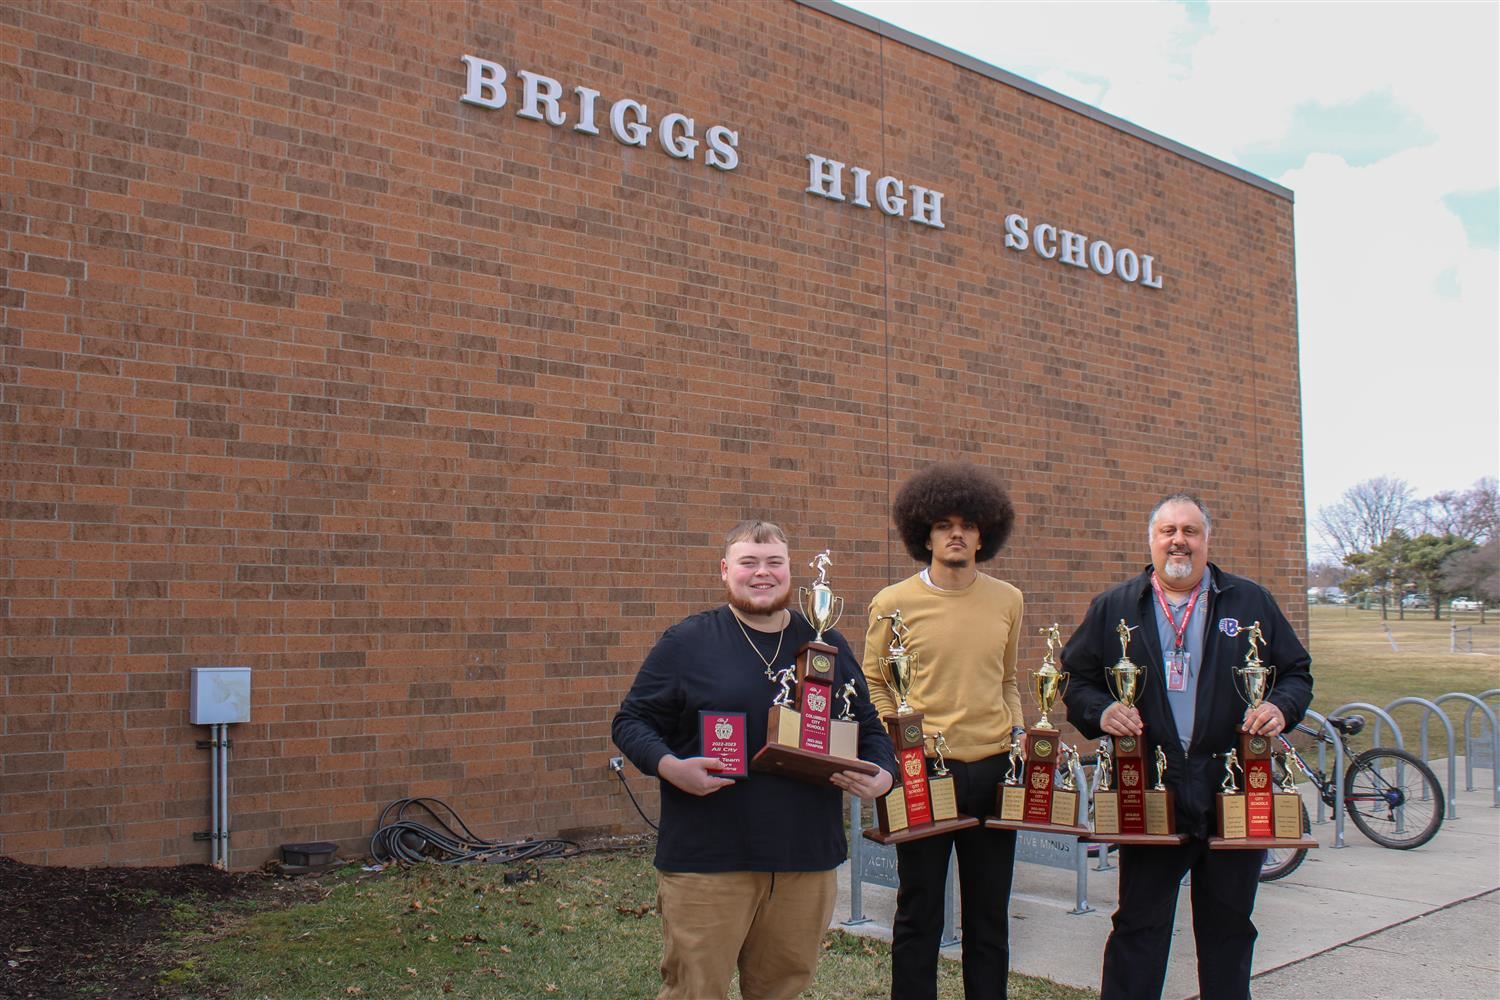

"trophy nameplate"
[1273, 792, 1302, 839]
[928, 772, 959, 820]
[1217, 792, 1248, 839]
[1094, 791, 1120, 832]
[750, 552, 878, 784]
[699, 711, 748, 779]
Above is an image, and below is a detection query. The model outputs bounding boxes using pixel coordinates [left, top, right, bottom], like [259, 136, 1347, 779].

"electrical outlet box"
[190, 667, 252, 724]
[608, 756, 624, 772]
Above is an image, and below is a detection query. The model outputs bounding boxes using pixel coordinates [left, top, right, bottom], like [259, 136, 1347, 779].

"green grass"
[166, 854, 1092, 1000]
[158, 607, 1498, 999]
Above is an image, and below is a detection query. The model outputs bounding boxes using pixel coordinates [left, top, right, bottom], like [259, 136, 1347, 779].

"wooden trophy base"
[863, 815, 979, 845]
[750, 741, 878, 783]
[984, 816, 1091, 837]
[1208, 833, 1319, 850]
[986, 726, 1090, 836]
[1210, 790, 1318, 850]
[985, 785, 1090, 837]
[867, 770, 978, 844]
[1087, 788, 1187, 845]
[751, 709, 876, 783]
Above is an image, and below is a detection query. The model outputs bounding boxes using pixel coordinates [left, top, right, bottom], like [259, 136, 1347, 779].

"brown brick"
[0, 0, 1308, 869]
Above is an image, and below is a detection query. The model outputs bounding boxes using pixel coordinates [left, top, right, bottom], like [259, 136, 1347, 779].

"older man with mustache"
[1061, 493, 1313, 1000]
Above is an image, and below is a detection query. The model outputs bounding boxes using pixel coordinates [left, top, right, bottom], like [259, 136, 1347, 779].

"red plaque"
[897, 742, 934, 827]
[1243, 738, 1275, 838]
[798, 678, 833, 754]
[1115, 736, 1147, 833]
[699, 710, 748, 779]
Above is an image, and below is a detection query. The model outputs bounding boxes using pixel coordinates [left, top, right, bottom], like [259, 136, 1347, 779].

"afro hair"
[892, 461, 1016, 564]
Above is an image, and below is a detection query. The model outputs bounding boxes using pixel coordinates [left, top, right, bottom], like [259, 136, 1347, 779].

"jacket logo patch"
[1218, 618, 1241, 637]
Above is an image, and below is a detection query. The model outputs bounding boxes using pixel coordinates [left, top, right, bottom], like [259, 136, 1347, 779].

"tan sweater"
[861, 572, 1025, 762]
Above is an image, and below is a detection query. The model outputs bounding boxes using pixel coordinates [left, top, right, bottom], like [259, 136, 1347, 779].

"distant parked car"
[1402, 594, 1430, 609]
[1451, 597, 1482, 611]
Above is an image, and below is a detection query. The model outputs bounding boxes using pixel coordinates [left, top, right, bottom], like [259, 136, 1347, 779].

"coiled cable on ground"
[369, 797, 580, 866]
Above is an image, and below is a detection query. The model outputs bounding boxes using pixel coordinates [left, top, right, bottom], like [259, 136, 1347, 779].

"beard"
[1161, 556, 1196, 582]
[726, 584, 792, 617]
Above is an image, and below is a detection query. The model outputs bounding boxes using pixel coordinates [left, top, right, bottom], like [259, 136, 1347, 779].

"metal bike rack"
[1332, 702, 1415, 837]
[1299, 709, 1349, 848]
[1383, 697, 1458, 819]
[844, 796, 959, 946]
[1333, 701, 1405, 753]
[1435, 693, 1500, 807]
[844, 787, 1098, 944]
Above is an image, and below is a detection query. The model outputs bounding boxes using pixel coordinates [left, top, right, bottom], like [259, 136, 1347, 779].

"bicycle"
[1260, 714, 1445, 881]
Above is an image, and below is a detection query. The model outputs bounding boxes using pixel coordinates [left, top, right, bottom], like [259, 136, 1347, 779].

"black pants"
[892, 754, 1016, 1000]
[1101, 839, 1264, 1000]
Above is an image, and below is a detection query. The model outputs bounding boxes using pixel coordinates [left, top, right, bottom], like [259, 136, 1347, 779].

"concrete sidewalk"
[832, 758, 1500, 999]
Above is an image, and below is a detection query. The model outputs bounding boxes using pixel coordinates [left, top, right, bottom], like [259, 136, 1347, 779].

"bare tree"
[1307, 560, 1349, 589]
[1315, 477, 1418, 561]
[1420, 477, 1498, 543]
[1443, 537, 1500, 605]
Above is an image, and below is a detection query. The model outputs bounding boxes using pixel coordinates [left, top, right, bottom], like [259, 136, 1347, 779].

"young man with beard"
[612, 520, 896, 1000]
[1060, 493, 1313, 1000]
[861, 462, 1026, 1000]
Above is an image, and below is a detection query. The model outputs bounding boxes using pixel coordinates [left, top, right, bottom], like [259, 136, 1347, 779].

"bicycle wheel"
[1260, 760, 1312, 882]
[1343, 748, 1444, 849]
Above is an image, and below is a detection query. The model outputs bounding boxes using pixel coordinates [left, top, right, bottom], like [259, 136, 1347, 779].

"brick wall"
[0, 0, 1304, 867]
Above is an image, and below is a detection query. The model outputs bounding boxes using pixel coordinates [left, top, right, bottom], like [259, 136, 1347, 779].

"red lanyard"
[1150, 573, 1202, 652]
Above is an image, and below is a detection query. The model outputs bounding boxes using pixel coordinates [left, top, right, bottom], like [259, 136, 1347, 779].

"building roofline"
[799, 0, 1294, 202]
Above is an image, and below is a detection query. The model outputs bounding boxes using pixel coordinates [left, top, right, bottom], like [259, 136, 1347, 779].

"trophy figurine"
[1089, 620, 1182, 843]
[749, 550, 876, 783]
[989, 624, 1087, 834]
[1211, 621, 1314, 849]
[866, 611, 978, 844]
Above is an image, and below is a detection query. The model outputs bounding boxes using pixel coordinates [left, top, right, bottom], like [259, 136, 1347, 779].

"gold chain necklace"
[733, 609, 787, 680]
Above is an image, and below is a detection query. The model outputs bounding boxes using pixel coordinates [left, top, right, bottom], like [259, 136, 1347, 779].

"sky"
[837, 0, 1500, 551]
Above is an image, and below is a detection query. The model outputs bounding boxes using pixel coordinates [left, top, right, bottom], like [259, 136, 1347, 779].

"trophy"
[1088, 620, 1183, 843]
[749, 550, 878, 783]
[1211, 621, 1316, 850]
[989, 624, 1087, 835]
[865, 610, 978, 844]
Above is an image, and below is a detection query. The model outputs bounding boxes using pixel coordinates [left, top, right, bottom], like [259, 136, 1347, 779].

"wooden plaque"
[929, 773, 959, 821]
[1217, 793, 1247, 839]
[1093, 791, 1120, 834]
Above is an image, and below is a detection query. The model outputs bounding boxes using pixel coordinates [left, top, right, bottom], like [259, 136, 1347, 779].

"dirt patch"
[0, 856, 300, 999]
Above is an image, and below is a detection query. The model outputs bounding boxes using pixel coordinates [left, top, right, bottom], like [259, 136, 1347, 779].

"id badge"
[1166, 650, 1190, 692]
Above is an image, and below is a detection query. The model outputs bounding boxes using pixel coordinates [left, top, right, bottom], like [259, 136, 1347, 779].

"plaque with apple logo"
[699, 710, 748, 779]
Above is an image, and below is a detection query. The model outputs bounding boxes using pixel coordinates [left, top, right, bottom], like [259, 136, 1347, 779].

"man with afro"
[862, 462, 1026, 1000]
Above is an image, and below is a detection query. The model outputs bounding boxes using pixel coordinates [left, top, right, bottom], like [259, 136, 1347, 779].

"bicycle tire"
[1343, 748, 1444, 850]
[1260, 761, 1312, 882]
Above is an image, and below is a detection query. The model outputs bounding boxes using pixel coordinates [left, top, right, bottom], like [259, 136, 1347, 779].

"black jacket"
[1061, 563, 1313, 839]
[612, 605, 898, 872]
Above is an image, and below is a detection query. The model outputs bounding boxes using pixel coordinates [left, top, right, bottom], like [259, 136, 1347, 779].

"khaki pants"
[656, 869, 837, 1000]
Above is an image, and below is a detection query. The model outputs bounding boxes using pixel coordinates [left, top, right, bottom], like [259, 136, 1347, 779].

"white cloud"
[839, 0, 1500, 524]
